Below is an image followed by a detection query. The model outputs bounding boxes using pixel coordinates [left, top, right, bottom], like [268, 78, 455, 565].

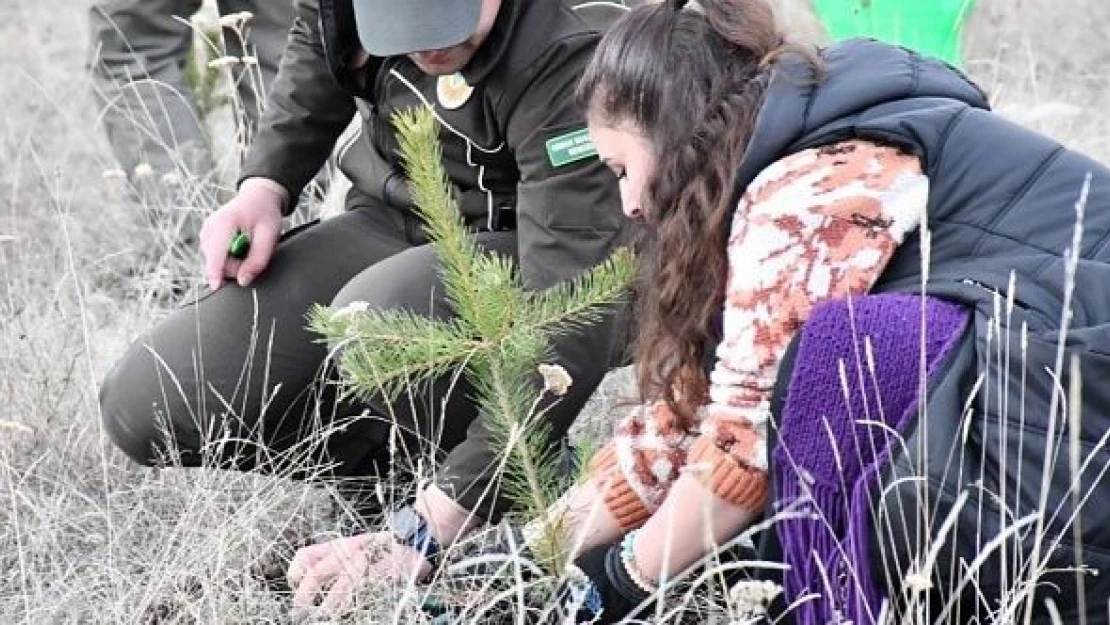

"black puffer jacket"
[726, 38, 1110, 622]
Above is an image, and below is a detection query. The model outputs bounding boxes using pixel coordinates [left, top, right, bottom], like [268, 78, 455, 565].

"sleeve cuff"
[686, 437, 769, 512]
[589, 444, 653, 531]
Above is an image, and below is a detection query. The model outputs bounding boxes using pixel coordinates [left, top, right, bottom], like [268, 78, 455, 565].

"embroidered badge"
[437, 72, 474, 110]
[545, 128, 598, 168]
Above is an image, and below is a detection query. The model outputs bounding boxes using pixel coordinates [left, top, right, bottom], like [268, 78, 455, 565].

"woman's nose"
[620, 189, 641, 219]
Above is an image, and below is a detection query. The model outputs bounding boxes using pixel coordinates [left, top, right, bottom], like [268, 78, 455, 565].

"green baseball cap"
[352, 0, 483, 57]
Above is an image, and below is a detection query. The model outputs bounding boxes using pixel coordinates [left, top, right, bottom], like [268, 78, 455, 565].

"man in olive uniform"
[99, 0, 630, 608]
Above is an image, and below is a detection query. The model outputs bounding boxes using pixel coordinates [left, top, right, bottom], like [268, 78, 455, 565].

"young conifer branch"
[392, 107, 490, 331]
[307, 106, 635, 575]
[308, 307, 481, 401]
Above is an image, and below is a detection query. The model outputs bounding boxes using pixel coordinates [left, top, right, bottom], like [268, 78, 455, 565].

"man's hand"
[199, 180, 285, 290]
[287, 531, 434, 615]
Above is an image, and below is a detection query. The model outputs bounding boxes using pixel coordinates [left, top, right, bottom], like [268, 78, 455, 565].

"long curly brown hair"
[577, 0, 820, 424]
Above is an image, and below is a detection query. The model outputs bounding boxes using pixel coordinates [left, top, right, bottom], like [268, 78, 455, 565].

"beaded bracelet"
[620, 530, 659, 594]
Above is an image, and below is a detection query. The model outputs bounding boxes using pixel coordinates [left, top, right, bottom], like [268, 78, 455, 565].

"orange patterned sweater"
[588, 139, 930, 529]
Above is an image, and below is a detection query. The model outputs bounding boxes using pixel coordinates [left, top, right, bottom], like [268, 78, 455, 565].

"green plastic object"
[813, 0, 975, 66]
[228, 231, 251, 259]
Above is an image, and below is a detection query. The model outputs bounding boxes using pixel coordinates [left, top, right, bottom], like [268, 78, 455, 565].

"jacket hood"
[734, 38, 991, 193]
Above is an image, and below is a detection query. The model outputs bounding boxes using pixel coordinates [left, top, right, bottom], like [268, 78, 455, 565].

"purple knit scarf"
[772, 294, 969, 625]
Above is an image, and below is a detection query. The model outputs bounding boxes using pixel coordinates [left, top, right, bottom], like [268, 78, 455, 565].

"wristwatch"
[389, 505, 441, 568]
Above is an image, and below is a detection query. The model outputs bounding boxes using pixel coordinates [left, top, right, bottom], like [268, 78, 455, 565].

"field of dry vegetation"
[1, 0, 1109, 622]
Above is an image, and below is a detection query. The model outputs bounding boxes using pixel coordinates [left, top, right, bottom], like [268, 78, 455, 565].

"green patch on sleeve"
[545, 128, 598, 168]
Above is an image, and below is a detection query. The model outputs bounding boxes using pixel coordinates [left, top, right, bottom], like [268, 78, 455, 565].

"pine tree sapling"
[307, 107, 635, 575]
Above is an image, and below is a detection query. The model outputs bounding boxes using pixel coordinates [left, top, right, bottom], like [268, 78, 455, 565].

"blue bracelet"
[619, 530, 658, 593]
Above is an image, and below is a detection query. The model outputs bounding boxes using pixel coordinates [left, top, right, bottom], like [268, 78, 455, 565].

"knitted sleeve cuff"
[588, 444, 653, 531]
[686, 437, 769, 512]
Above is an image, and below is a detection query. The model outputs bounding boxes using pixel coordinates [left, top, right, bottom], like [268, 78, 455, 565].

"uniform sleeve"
[238, 0, 356, 210]
[590, 140, 929, 530]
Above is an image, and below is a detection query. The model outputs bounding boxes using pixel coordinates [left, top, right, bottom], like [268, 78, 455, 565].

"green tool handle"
[228, 231, 251, 259]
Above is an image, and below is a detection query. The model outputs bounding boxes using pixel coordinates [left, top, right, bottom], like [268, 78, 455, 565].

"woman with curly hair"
[541, 0, 1110, 622]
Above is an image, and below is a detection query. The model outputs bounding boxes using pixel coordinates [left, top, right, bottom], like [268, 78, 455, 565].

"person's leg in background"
[88, 0, 212, 248]
[319, 228, 518, 520]
[87, 0, 296, 265]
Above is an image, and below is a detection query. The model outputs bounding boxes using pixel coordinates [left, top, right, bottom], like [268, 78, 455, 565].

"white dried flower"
[0, 420, 33, 435]
[101, 168, 127, 181]
[537, 363, 572, 396]
[332, 300, 370, 319]
[132, 163, 154, 178]
[160, 172, 182, 186]
[520, 518, 545, 548]
[217, 11, 254, 27]
[207, 56, 240, 69]
[904, 572, 932, 593]
[728, 580, 782, 617]
[240, 56, 259, 66]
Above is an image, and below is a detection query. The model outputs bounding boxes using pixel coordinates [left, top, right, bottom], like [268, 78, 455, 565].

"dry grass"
[1, 0, 1109, 622]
